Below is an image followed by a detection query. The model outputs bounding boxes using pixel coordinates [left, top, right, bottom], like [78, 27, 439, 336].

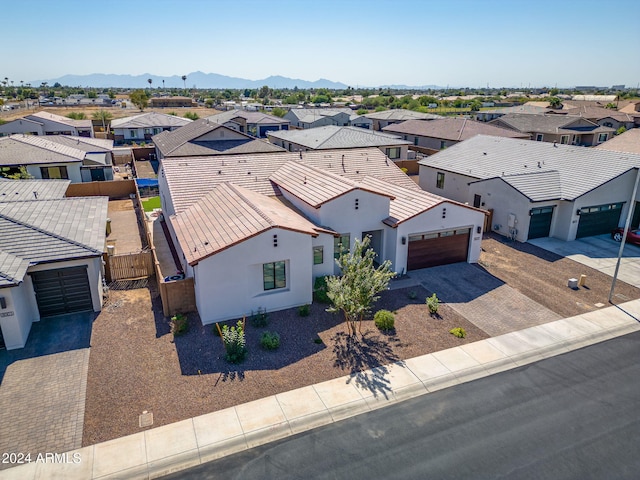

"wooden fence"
[104, 250, 154, 282]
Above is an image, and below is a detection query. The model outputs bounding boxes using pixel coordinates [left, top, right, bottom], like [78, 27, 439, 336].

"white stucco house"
[0, 111, 94, 137]
[111, 112, 192, 144]
[418, 135, 640, 243]
[158, 147, 485, 324]
[0, 135, 115, 182]
[0, 179, 108, 350]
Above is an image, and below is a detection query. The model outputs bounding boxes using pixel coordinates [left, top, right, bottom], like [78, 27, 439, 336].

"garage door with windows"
[407, 228, 470, 270]
[30, 266, 93, 317]
[528, 206, 554, 239]
[576, 203, 623, 238]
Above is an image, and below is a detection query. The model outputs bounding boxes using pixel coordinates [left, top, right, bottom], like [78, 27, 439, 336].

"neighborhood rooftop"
[596, 128, 640, 154]
[110, 112, 193, 129]
[364, 109, 443, 121]
[28, 110, 93, 128]
[267, 125, 410, 149]
[383, 117, 530, 141]
[489, 113, 614, 135]
[207, 110, 289, 125]
[0, 178, 70, 201]
[162, 147, 421, 213]
[419, 135, 640, 201]
[0, 135, 86, 165]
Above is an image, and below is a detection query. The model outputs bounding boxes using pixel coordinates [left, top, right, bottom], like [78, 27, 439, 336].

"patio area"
[106, 199, 144, 255]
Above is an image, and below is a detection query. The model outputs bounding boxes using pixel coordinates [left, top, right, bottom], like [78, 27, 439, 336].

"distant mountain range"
[28, 72, 448, 90]
[30, 71, 350, 90]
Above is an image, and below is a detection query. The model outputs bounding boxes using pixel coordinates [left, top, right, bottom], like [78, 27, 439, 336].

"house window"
[263, 261, 286, 290]
[153, 128, 161, 135]
[385, 147, 400, 159]
[436, 172, 445, 189]
[536, 134, 544, 141]
[334, 234, 350, 259]
[414, 137, 419, 146]
[130, 130, 137, 138]
[440, 140, 446, 149]
[144, 128, 152, 135]
[598, 133, 608, 143]
[40, 166, 68, 179]
[313, 246, 323, 265]
[560, 135, 570, 144]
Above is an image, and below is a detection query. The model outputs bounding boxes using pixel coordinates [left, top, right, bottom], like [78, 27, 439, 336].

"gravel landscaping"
[83, 284, 486, 446]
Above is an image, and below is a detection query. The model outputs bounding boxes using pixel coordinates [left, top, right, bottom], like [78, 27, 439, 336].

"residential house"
[349, 114, 373, 130]
[363, 109, 443, 131]
[0, 135, 115, 182]
[206, 110, 290, 138]
[149, 96, 196, 108]
[0, 111, 94, 138]
[283, 108, 353, 129]
[266, 125, 412, 162]
[475, 104, 552, 122]
[152, 118, 284, 160]
[0, 180, 108, 349]
[596, 128, 640, 155]
[489, 113, 615, 145]
[418, 135, 640, 243]
[159, 148, 485, 324]
[557, 106, 640, 131]
[382, 118, 529, 155]
[111, 112, 192, 144]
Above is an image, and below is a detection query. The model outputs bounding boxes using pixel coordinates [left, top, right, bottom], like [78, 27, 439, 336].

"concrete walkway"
[529, 235, 640, 288]
[6, 300, 639, 480]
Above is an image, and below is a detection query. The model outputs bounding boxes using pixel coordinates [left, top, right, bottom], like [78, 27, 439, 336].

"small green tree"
[129, 89, 149, 111]
[326, 236, 395, 336]
[548, 96, 563, 109]
[616, 126, 627, 136]
[66, 112, 87, 120]
[3, 166, 33, 179]
[92, 109, 113, 133]
[183, 111, 199, 120]
[270, 107, 286, 118]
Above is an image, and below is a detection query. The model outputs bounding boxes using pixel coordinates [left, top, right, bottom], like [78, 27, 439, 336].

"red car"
[612, 228, 640, 245]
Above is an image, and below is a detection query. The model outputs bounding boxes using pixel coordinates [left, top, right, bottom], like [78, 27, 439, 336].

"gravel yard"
[83, 284, 485, 446]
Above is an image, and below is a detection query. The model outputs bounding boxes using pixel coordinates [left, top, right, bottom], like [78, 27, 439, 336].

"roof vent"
[303, 176, 307, 184]
[553, 141, 558, 147]
[537, 161, 541, 168]
[483, 152, 487, 155]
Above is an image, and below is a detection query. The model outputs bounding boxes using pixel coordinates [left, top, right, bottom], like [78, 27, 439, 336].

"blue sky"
[5, 0, 639, 88]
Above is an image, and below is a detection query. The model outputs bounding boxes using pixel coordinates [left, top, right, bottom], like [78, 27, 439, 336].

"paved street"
[167, 330, 640, 480]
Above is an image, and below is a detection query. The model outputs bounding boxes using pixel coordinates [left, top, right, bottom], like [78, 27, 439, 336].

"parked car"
[612, 228, 640, 245]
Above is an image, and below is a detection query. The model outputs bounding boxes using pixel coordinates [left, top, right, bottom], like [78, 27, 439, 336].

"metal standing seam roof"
[489, 113, 615, 135]
[0, 178, 70, 201]
[270, 161, 394, 208]
[152, 119, 283, 157]
[28, 111, 92, 128]
[163, 147, 421, 214]
[383, 118, 530, 141]
[207, 110, 290, 126]
[418, 135, 640, 201]
[111, 112, 192, 129]
[0, 135, 86, 165]
[363, 109, 443, 121]
[266, 125, 410, 150]
[172, 183, 322, 265]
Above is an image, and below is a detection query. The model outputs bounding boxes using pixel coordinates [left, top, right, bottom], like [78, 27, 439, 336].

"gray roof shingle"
[267, 125, 410, 150]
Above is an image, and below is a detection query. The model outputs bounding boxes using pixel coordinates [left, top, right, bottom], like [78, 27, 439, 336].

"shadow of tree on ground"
[331, 330, 405, 400]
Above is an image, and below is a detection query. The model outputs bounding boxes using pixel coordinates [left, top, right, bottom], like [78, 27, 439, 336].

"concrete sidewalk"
[6, 300, 640, 480]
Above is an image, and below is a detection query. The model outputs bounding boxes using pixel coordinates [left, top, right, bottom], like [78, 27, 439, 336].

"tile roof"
[163, 147, 420, 213]
[172, 183, 321, 265]
[0, 196, 108, 284]
[28, 111, 92, 128]
[207, 110, 290, 125]
[479, 105, 552, 115]
[0, 178, 70, 201]
[286, 108, 353, 123]
[153, 119, 283, 157]
[489, 113, 615, 135]
[363, 109, 443, 121]
[0, 135, 85, 165]
[561, 105, 638, 122]
[358, 176, 474, 226]
[267, 125, 410, 150]
[270, 161, 394, 208]
[42, 135, 114, 152]
[111, 112, 192, 129]
[383, 118, 530, 141]
[418, 135, 640, 201]
[0, 251, 30, 287]
[596, 128, 640, 154]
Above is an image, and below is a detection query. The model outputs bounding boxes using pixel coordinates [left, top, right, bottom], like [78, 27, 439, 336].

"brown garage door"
[407, 229, 470, 270]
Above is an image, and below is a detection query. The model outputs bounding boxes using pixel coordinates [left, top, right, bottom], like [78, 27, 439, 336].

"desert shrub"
[183, 111, 199, 120]
[298, 304, 310, 317]
[250, 307, 269, 327]
[374, 309, 395, 331]
[450, 327, 466, 338]
[313, 276, 330, 303]
[260, 331, 280, 350]
[221, 320, 247, 363]
[426, 293, 440, 314]
[313, 337, 323, 344]
[170, 313, 188, 336]
[408, 290, 417, 300]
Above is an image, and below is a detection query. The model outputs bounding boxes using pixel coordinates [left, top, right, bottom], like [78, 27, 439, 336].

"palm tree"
[162, 79, 165, 91]
[92, 110, 113, 135]
[182, 75, 187, 90]
[147, 78, 153, 89]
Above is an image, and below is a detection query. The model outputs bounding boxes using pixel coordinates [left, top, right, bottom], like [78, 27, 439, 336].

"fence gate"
[106, 250, 154, 281]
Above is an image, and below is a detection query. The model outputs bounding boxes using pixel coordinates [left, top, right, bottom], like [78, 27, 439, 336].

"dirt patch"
[83, 284, 486, 446]
[478, 233, 640, 317]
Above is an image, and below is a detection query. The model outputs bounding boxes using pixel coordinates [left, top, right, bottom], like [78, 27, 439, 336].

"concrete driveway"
[529, 234, 640, 288]
[0, 312, 93, 470]
[404, 263, 562, 336]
